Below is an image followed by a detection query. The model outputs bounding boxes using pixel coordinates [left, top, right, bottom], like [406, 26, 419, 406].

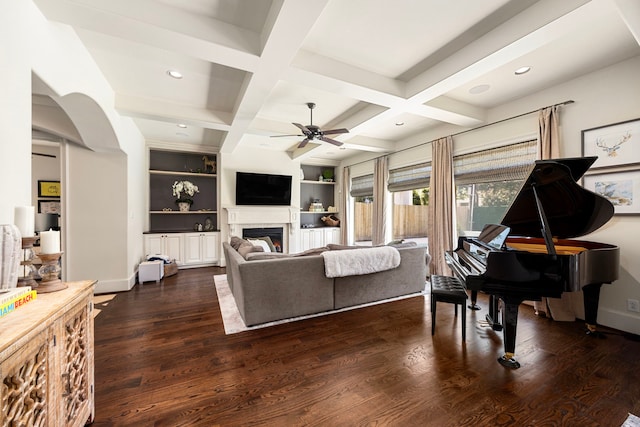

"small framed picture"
[582, 118, 640, 169]
[583, 169, 640, 215]
[38, 200, 61, 214]
[38, 180, 61, 198]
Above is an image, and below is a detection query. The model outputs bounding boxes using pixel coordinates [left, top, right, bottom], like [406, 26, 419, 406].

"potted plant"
[172, 180, 199, 211]
[322, 169, 334, 182]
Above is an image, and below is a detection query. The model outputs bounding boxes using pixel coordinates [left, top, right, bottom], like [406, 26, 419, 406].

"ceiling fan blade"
[322, 128, 349, 135]
[298, 138, 311, 148]
[320, 136, 344, 146]
[270, 134, 303, 138]
[293, 123, 311, 134]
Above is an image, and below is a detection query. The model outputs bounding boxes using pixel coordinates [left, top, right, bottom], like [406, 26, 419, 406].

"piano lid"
[501, 157, 614, 239]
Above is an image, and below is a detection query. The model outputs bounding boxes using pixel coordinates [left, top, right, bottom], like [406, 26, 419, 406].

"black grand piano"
[445, 157, 619, 369]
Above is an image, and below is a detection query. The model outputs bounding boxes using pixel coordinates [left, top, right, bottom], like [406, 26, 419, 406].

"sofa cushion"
[327, 243, 368, 251]
[387, 241, 418, 248]
[245, 252, 292, 261]
[292, 246, 329, 256]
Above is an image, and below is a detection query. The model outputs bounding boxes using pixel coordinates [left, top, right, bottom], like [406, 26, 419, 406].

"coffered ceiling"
[33, 0, 640, 162]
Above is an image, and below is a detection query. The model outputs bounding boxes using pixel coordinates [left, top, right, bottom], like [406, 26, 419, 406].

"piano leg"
[486, 295, 503, 331]
[583, 283, 604, 338]
[468, 290, 481, 310]
[498, 299, 521, 369]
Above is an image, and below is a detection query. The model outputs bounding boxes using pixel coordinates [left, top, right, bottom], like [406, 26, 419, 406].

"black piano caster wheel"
[498, 355, 520, 369]
[468, 303, 481, 311]
[586, 330, 606, 339]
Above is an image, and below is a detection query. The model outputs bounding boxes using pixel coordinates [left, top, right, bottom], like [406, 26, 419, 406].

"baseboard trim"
[598, 307, 640, 335]
[94, 274, 136, 294]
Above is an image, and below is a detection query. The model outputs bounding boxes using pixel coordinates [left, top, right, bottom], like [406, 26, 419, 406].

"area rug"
[623, 413, 640, 426]
[93, 293, 117, 319]
[213, 274, 426, 335]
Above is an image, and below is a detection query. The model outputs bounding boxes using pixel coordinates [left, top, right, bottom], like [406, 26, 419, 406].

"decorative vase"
[178, 202, 191, 212]
[0, 224, 22, 290]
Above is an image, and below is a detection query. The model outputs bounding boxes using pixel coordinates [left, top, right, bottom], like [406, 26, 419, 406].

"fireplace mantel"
[224, 206, 299, 252]
[224, 206, 298, 227]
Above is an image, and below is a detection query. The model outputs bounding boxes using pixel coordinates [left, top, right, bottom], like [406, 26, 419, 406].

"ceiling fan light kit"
[271, 102, 349, 148]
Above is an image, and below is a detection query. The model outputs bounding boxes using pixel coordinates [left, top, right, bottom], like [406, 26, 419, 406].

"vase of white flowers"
[172, 180, 199, 211]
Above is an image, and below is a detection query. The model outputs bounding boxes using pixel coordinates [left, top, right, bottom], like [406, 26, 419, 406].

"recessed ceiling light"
[515, 66, 531, 75]
[177, 123, 187, 128]
[339, 147, 346, 150]
[469, 84, 490, 94]
[167, 70, 183, 79]
[395, 122, 405, 126]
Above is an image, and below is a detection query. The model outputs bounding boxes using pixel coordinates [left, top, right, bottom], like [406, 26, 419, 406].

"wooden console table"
[1, 280, 96, 427]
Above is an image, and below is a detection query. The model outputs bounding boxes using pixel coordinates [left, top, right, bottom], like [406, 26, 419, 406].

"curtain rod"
[347, 99, 574, 168]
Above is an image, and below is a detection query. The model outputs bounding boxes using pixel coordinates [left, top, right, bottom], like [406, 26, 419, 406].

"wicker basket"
[321, 215, 340, 227]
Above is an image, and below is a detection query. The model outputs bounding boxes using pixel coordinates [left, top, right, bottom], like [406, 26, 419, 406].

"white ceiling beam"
[405, 0, 593, 101]
[220, 0, 330, 154]
[115, 94, 232, 131]
[33, 0, 261, 72]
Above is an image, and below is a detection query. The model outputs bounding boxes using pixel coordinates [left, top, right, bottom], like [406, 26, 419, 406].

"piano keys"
[445, 157, 619, 369]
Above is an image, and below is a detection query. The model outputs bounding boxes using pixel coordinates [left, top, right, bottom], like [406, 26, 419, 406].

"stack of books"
[0, 287, 37, 318]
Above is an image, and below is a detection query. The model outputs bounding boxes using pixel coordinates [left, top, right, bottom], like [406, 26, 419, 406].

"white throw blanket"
[321, 246, 401, 278]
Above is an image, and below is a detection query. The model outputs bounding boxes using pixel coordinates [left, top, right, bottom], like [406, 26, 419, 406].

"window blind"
[350, 174, 373, 197]
[453, 140, 537, 185]
[387, 162, 431, 192]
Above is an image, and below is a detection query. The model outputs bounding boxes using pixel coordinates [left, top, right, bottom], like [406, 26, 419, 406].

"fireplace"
[243, 227, 284, 252]
[224, 206, 299, 254]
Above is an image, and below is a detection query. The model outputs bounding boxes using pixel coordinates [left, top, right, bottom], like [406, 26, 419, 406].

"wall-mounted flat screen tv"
[236, 171, 292, 206]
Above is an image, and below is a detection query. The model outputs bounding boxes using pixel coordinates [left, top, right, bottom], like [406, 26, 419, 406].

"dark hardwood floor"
[92, 267, 640, 426]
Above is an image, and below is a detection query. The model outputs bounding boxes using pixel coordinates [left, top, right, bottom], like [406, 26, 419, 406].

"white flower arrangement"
[172, 180, 199, 205]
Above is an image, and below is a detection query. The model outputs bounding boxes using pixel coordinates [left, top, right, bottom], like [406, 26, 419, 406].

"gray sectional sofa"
[222, 239, 430, 326]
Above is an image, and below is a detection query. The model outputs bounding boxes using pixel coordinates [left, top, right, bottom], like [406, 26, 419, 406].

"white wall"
[26, 1, 146, 293]
[0, 2, 31, 223]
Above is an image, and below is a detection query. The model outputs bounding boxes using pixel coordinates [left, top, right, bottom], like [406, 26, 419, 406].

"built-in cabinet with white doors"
[183, 232, 220, 266]
[299, 227, 340, 251]
[144, 148, 220, 268]
[144, 233, 183, 264]
[144, 231, 220, 268]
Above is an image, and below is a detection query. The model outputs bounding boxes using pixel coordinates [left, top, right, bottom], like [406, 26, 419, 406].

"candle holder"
[37, 252, 67, 293]
[18, 236, 39, 288]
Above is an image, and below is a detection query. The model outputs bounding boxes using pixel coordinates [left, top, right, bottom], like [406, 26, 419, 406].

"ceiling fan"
[271, 102, 349, 148]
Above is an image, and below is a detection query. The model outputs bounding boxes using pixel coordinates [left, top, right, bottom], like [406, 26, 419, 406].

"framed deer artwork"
[582, 118, 640, 169]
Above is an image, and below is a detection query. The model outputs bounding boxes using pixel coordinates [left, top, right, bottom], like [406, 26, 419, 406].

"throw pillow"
[230, 236, 248, 250]
[237, 242, 264, 259]
[247, 238, 272, 252]
[255, 236, 277, 252]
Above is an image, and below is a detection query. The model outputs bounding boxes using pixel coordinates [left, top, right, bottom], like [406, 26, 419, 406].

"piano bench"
[430, 275, 468, 341]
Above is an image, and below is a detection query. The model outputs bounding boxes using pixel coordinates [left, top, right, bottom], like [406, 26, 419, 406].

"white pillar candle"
[14, 206, 35, 237]
[40, 229, 60, 254]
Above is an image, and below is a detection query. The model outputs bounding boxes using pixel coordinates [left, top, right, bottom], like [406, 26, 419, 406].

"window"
[388, 163, 431, 245]
[351, 174, 373, 244]
[454, 140, 537, 234]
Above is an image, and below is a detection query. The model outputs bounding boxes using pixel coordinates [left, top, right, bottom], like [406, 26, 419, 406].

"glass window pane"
[354, 196, 373, 244]
[456, 180, 522, 234]
[392, 189, 429, 245]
